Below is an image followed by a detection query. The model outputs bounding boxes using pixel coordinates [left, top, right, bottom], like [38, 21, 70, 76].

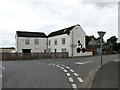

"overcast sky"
[0, 0, 119, 47]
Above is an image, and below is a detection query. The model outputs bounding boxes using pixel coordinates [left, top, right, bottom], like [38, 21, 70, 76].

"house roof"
[87, 45, 101, 49]
[48, 24, 80, 37]
[16, 31, 47, 38]
[89, 38, 97, 45]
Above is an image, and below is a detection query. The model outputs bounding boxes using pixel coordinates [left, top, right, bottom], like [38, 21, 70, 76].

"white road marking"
[75, 62, 84, 65]
[75, 61, 93, 65]
[66, 73, 71, 76]
[52, 64, 56, 66]
[48, 64, 51, 65]
[70, 69, 74, 72]
[71, 84, 77, 88]
[0, 74, 2, 78]
[63, 69, 68, 72]
[60, 67, 64, 70]
[68, 77, 74, 82]
[0, 66, 5, 69]
[74, 73, 79, 76]
[114, 60, 119, 62]
[65, 66, 70, 69]
[77, 77, 84, 83]
[56, 65, 60, 67]
[61, 65, 65, 67]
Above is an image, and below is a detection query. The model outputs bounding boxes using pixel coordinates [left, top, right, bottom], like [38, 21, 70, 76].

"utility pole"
[97, 31, 106, 66]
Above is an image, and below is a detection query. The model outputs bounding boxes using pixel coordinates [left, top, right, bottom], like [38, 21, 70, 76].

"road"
[2, 54, 118, 88]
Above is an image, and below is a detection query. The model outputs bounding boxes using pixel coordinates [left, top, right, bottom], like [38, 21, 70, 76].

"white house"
[47, 24, 86, 57]
[15, 24, 92, 57]
[15, 31, 47, 53]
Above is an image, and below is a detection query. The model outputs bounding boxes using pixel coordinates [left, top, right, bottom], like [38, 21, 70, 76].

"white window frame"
[25, 39, 30, 45]
[34, 39, 39, 45]
[61, 48, 66, 52]
[54, 40, 57, 45]
[62, 38, 65, 44]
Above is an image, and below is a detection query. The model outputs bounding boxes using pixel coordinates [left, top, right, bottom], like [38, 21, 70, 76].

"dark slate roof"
[87, 45, 101, 49]
[16, 31, 47, 38]
[48, 24, 80, 37]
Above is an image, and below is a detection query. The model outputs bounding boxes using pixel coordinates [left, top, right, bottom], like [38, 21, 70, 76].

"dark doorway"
[22, 49, 31, 53]
[55, 49, 57, 53]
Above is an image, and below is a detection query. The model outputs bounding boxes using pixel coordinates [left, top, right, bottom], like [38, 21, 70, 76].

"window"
[25, 39, 30, 45]
[62, 38, 65, 44]
[62, 48, 66, 52]
[54, 40, 57, 45]
[48, 48, 51, 52]
[34, 39, 39, 45]
[49, 40, 51, 46]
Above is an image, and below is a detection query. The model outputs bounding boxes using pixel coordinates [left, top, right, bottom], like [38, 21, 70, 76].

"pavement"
[90, 60, 119, 88]
[1, 54, 119, 88]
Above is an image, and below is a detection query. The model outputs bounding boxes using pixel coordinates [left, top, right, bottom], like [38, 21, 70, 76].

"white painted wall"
[15, 25, 90, 56]
[16, 37, 47, 53]
[48, 25, 86, 57]
[72, 25, 86, 57]
[48, 34, 71, 54]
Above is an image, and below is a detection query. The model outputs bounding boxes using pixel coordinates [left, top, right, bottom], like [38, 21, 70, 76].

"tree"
[107, 36, 117, 44]
[86, 36, 91, 46]
[106, 36, 118, 52]
[95, 37, 104, 43]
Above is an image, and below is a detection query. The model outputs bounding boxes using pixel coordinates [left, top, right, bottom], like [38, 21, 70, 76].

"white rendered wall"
[48, 25, 86, 57]
[17, 37, 47, 53]
[48, 34, 71, 55]
[71, 25, 86, 57]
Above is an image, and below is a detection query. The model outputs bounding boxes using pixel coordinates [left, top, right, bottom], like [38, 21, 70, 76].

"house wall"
[15, 25, 89, 56]
[72, 25, 86, 57]
[48, 34, 71, 56]
[48, 25, 86, 57]
[16, 37, 47, 53]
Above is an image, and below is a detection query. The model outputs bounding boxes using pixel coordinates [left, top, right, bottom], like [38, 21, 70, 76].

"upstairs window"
[34, 39, 39, 45]
[54, 40, 57, 45]
[62, 38, 65, 44]
[25, 39, 30, 45]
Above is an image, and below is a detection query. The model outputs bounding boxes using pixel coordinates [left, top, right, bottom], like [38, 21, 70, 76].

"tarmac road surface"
[2, 54, 118, 88]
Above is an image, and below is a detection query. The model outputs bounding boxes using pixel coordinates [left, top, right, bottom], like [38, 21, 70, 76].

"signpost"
[97, 31, 106, 66]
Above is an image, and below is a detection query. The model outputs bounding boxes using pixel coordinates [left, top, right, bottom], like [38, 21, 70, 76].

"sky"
[0, 0, 119, 48]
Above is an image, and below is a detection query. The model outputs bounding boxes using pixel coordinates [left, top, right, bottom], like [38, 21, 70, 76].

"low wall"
[2, 52, 68, 60]
[73, 51, 93, 57]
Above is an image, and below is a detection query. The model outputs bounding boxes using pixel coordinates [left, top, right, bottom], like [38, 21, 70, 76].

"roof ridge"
[17, 31, 45, 34]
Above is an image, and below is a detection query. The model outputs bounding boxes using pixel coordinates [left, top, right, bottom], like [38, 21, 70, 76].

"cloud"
[0, 0, 118, 47]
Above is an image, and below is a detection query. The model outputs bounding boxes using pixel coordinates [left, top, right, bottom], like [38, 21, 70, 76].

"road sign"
[97, 31, 106, 38]
[97, 31, 106, 66]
